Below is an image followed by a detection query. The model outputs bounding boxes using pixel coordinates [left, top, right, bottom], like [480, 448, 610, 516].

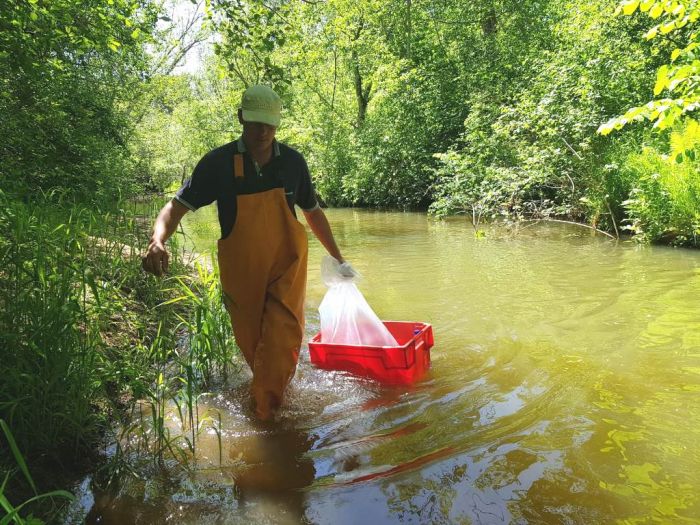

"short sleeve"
[296, 155, 319, 211]
[175, 154, 218, 211]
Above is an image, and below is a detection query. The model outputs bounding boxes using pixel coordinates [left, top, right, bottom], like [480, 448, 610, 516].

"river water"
[78, 208, 700, 524]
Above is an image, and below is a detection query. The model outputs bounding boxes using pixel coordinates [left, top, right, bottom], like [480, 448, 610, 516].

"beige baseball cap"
[240, 84, 282, 127]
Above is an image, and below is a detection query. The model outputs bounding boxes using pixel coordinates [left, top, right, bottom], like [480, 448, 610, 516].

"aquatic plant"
[0, 191, 200, 515]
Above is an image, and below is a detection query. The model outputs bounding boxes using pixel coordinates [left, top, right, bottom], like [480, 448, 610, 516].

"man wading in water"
[142, 85, 355, 420]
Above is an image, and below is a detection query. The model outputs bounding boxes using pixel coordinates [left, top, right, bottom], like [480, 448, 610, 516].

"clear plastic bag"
[318, 256, 398, 346]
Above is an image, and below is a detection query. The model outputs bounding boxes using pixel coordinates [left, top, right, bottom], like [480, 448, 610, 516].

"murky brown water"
[72, 209, 700, 524]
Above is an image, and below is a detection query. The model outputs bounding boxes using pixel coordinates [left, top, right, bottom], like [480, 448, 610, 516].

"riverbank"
[0, 194, 237, 523]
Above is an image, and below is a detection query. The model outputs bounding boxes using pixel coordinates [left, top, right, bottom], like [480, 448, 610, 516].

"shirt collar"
[237, 137, 280, 157]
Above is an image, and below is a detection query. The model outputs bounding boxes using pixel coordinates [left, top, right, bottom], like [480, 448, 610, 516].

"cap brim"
[241, 109, 280, 127]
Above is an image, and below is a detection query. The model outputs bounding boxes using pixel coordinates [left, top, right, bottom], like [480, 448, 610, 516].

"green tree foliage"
[207, 0, 696, 245]
[0, 0, 158, 200]
[2, 0, 694, 252]
[620, 135, 700, 244]
[599, 0, 700, 133]
[211, 0, 292, 85]
[210, 0, 461, 207]
[596, 0, 700, 245]
[130, 66, 240, 193]
[2, 0, 700, 519]
[429, 0, 663, 229]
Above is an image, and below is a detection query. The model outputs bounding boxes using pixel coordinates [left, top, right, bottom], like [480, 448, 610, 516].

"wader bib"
[218, 153, 308, 420]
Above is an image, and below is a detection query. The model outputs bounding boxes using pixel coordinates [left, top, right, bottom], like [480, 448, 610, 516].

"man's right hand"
[142, 239, 169, 276]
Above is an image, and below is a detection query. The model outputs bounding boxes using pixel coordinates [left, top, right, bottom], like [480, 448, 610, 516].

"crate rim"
[308, 320, 432, 349]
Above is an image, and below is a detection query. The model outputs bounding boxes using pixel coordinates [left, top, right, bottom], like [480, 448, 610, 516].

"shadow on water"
[82, 376, 318, 524]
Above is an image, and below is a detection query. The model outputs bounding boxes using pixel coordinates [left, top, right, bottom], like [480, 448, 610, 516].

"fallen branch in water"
[605, 200, 620, 239]
[517, 219, 617, 239]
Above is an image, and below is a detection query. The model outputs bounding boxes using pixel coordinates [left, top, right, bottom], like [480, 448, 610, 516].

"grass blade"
[0, 419, 36, 495]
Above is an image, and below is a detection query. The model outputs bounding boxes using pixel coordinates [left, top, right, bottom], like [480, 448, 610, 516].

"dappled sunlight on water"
[74, 209, 700, 524]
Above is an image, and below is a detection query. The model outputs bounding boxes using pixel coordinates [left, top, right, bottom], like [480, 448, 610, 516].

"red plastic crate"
[308, 321, 434, 384]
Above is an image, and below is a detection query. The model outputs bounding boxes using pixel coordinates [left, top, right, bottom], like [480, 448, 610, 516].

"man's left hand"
[338, 261, 359, 279]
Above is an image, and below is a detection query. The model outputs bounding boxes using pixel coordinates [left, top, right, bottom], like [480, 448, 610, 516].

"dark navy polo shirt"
[175, 138, 319, 239]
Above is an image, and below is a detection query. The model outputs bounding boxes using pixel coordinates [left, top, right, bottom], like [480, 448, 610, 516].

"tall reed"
[0, 191, 190, 517]
[0, 190, 237, 519]
[164, 259, 237, 386]
[117, 258, 236, 472]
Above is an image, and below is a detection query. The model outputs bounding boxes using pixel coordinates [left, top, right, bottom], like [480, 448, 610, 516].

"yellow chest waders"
[217, 153, 308, 420]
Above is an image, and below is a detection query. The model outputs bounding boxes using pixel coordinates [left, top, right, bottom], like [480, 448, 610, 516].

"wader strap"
[234, 154, 244, 178]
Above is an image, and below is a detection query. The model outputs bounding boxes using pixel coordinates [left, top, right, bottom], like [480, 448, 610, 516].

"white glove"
[338, 261, 359, 279]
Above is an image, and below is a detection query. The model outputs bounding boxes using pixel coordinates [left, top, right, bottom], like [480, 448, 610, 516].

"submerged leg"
[251, 252, 307, 420]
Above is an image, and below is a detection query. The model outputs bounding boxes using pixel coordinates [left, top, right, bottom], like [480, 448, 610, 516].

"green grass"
[0, 191, 237, 521]
[1, 419, 74, 525]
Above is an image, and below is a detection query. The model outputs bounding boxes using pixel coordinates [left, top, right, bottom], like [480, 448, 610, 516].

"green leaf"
[649, 3, 664, 18]
[674, 64, 692, 80]
[159, 295, 189, 306]
[598, 121, 615, 135]
[664, 1, 679, 14]
[654, 107, 677, 129]
[640, 0, 655, 12]
[660, 21, 677, 34]
[671, 48, 681, 61]
[625, 106, 645, 119]
[622, 0, 640, 15]
[0, 492, 20, 525]
[0, 490, 74, 525]
[654, 65, 669, 95]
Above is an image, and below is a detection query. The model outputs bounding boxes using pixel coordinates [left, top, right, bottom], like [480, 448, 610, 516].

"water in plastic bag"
[318, 256, 398, 346]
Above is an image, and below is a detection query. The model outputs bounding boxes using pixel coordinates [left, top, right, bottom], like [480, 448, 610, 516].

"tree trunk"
[352, 49, 371, 126]
[481, 7, 497, 36]
[406, 0, 412, 58]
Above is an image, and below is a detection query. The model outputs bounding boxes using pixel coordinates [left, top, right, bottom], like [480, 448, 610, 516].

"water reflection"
[82, 371, 319, 524]
[70, 209, 700, 524]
